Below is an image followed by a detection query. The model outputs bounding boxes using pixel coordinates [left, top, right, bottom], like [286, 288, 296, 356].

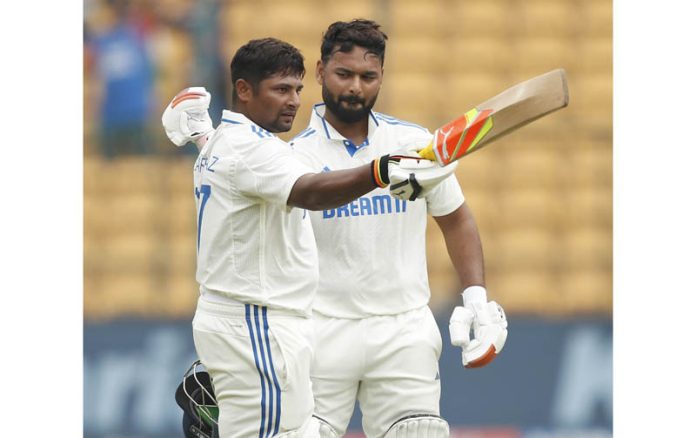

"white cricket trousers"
[311, 305, 443, 438]
[193, 296, 315, 438]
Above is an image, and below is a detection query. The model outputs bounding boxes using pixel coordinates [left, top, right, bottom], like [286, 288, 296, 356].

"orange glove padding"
[449, 286, 508, 368]
[162, 87, 214, 148]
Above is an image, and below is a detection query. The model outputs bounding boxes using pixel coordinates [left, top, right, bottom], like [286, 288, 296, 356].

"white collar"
[220, 110, 276, 138]
[221, 109, 254, 125]
[308, 103, 381, 143]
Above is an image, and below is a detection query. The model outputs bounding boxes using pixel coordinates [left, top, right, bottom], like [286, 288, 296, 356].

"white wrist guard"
[162, 87, 214, 147]
[449, 286, 508, 368]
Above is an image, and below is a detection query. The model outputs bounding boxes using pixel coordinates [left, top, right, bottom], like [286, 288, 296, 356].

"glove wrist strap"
[372, 155, 390, 188]
[462, 285, 488, 305]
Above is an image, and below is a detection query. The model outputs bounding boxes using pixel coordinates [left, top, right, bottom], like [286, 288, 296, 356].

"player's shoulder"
[219, 117, 276, 140]
[372, 111, 430, 136]
[288, 126, 321, 150]
[214, 118, 283, 153]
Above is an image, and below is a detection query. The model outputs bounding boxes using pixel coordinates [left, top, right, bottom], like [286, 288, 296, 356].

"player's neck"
[232, 103, 273, 133]
[231, 103, 250, 121]
[323, 109, 369, 145]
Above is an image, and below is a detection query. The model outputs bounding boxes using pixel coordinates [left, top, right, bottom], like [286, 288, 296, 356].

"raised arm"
[162, 87, 459, 210]
[287, 165, 378, 211]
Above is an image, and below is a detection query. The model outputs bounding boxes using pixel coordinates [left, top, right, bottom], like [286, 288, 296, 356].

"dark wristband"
[372, 154, 390, 188]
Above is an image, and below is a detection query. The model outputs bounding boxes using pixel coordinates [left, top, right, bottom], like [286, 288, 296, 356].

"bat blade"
[419, 69, 569, 165]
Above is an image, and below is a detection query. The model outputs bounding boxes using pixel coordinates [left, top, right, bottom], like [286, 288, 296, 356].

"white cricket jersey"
[193, 110, 318, 316]
[290, 104, 465, 318]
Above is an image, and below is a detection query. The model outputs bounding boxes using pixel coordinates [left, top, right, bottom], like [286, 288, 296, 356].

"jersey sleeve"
[291, 140, 325, 171]
[425, 173, 465, 217]
[234, 137, 314, 205]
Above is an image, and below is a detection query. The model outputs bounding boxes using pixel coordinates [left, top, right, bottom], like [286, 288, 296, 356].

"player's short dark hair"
[230, 38, 305, 104]
[320, 19, 388, 65]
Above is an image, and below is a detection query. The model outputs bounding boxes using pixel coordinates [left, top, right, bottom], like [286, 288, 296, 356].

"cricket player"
[162, 37, 458, 438]
[291, 21, 507, 437]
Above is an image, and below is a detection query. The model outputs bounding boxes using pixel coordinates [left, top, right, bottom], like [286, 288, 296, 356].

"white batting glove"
[449, 286, 508, 368]
[162, 87, 214, 147]
[380, 152, 458, 201]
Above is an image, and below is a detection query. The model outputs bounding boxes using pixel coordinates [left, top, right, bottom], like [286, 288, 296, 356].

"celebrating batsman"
[165, 20, 509, 438]
[162, 35, 458, 438]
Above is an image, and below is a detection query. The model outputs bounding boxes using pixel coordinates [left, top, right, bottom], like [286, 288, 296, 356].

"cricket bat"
[418, 69, 569, 166]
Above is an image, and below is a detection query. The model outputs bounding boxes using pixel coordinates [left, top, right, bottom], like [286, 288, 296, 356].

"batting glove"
[372, 152, 458, 201]
[449, 286, 508, 368]
[162, 87, 214, 147]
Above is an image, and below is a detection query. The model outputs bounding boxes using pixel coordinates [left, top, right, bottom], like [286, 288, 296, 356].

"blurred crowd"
[84, 0, 613, 319]
[84, 0, 227, 158]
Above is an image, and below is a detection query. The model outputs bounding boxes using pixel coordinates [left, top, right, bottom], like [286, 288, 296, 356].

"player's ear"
[315, 60, 324, 85]
[235, 79, 253, 103]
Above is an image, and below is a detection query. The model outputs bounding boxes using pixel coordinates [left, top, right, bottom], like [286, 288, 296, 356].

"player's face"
[247, 74, 303, 133]
[317, 46, 383, 123]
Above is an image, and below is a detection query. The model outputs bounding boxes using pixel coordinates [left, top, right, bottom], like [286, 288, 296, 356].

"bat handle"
[418, 142, 437, 161]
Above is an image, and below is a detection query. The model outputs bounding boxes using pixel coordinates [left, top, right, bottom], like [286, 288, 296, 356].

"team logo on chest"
[322, 195, 408, 219]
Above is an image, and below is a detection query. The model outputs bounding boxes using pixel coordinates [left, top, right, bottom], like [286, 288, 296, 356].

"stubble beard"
[322, 85, 378, 124]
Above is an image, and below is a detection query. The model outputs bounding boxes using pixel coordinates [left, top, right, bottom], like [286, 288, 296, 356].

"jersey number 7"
[195, 184, 212, 251]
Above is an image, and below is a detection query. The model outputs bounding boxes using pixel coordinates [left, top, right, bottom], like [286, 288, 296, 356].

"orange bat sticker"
[434, 108, 494, 165]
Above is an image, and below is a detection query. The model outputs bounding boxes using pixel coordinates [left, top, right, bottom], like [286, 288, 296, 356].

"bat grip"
[418, 143, 437, 161]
